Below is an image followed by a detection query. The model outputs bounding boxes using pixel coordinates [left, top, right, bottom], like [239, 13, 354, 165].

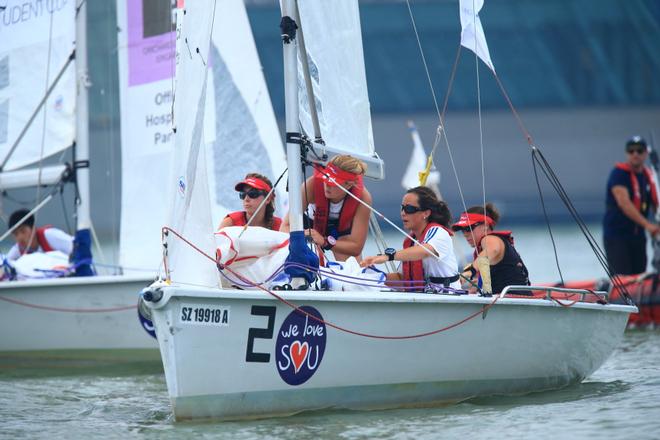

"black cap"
[626, 135, 647, 149]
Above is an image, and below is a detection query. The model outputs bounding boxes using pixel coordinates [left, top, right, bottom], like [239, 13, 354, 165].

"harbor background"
[1, 0, 659, 245]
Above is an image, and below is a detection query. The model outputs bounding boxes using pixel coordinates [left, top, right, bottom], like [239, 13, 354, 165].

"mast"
[75, 0, 91, 231]
[282, 0, 303, 233]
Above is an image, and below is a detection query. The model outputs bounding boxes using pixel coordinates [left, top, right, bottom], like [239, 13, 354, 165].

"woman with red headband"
[452, 203, 530, 294]
[281, 155, 372, 261]
[360, 186, 460, 291]
[219, 173, 282, 231]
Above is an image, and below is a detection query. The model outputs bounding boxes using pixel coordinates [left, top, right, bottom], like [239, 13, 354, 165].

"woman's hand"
[360, 254, 388, 268]
[305, 228, 325, 247]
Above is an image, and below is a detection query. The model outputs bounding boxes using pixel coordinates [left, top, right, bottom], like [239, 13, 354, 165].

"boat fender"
[137, 295, 157, 340]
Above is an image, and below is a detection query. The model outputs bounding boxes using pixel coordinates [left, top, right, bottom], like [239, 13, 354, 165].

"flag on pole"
[401, 121, 441, 192]
[459, 0, 495, 72]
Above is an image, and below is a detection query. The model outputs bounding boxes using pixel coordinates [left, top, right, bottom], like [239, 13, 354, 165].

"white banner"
[116, 0, 177, 273]
[0, 0, 76, 171]
[459, 0, 495, 72]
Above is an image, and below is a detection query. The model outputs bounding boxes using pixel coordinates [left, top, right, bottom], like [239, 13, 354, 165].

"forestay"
[296, 0, 380, 176]
[0, 1, 75, 171]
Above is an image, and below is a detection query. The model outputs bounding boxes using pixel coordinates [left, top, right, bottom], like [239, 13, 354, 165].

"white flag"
[459, 0, 495, 72]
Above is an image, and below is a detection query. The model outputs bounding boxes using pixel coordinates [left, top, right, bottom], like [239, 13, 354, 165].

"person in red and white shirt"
[5, 209, 73, 262]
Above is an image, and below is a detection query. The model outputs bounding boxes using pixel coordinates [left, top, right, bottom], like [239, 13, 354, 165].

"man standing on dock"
[603, 136, 660, 275]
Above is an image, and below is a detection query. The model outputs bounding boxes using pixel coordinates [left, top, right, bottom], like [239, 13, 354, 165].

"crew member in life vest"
[360, 186, 461, 291]
[603, 136, 660, 275]
[218, 173, 282, 231]
[452, 203, 530, 295]
[281, 155, 372, 261]
[6, 209, 74, 262]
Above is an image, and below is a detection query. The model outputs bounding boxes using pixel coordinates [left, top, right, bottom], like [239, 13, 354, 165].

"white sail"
[117, 0, 287, 273]
[204, 0, 287, 223]
[296, 0, 380, 174]
[0, 1, 76, 171]
[116, 0, 177, 272]
[166, 1, 216, 286]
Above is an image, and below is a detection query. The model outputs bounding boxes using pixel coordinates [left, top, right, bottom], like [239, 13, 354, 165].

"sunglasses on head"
[239, 189, 267, 200]
[627, 147, 646, 155]
[401, 204, 425, 214]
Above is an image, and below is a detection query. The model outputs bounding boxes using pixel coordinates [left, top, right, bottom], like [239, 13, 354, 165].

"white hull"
[146, 285, 634, 421]
[0, 275, 157, 354]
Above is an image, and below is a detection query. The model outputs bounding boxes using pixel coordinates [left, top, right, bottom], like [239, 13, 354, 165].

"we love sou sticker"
[275, 306, 326, 386]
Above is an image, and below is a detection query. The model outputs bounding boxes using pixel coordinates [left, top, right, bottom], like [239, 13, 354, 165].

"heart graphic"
[289, 341, 309, 374]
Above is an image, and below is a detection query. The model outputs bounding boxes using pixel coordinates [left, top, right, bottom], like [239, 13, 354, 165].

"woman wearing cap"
[219, 173, 282, 231]
[281, 155, 372, 261]
[360, 186, 460, 291]
[452, 203, 530, 294]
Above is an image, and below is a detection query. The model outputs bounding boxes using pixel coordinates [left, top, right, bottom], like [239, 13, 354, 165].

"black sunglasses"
[627, 147, 646, 155]
[239, 189, 267, 200]
[401, 204, 425, 214]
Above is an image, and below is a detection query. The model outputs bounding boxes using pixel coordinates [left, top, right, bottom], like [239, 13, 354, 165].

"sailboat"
[0, 1, 160, 359]
[142, 0, 636, 421]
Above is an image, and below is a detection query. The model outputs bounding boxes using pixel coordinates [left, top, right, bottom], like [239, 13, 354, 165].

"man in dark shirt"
[603, 136, 660, 275]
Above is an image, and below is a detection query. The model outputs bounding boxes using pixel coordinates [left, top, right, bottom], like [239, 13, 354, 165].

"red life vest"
[226, 211, 282, 231]
[615, 162, 659, 211]
[402, 222, 453, 287]
[312, 174, 363, 237]
[19, 226, 54, 255]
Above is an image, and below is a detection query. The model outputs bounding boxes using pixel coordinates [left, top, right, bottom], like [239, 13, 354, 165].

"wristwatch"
[384, 247, 397, 261]
[322, 235, 337, 251]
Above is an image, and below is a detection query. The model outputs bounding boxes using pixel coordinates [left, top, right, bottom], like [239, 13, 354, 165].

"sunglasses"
[458, 222, 483, 232]
[401, 204, 425, 214]
[239, 189, 267, 200]
[627, 147, 646, 155]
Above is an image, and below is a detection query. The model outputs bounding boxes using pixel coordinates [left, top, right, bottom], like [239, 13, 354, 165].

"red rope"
[162, 226, 501, 339]
[0, 294, 137, 313]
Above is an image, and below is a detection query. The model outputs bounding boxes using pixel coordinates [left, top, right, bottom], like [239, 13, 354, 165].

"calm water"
[2, 225, 659, 439]
[1, 331, 659, 439]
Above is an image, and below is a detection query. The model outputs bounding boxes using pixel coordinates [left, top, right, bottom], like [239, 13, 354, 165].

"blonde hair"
[330, 155, 367, 176]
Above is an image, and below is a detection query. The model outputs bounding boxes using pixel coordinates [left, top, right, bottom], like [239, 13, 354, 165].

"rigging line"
[30, 9, 57, 252]
[404, 0, 442, 121]
[238, 168, 288, 238]
[471, 0, 488, 254]
[405, 0, 472, 244]
[531, 148, 564, 285]
[532, 148, 632, 303]
[311, 165, 441, 261]
[106, 0, 120, 272]
[492, 72, 533, 146]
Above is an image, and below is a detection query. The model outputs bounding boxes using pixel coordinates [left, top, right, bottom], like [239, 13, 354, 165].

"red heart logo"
[289, 341, 309, 374]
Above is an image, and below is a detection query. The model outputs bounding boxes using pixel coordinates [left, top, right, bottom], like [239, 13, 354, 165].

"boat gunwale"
[0, 273, 155, 290]
[146, 283, 637, 314]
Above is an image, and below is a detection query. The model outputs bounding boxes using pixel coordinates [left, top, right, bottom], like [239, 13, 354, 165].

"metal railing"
[499, 285, 608, 302]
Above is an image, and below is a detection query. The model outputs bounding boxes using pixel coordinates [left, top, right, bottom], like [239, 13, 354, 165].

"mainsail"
[0, 1, 76, 171]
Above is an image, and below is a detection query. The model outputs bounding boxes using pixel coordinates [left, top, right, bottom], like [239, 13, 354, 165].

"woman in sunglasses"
[219, 173, 282, 231]
[360, 186, 461, 291]
[281, 155, 372, 261]
[452, 203, 529, 294]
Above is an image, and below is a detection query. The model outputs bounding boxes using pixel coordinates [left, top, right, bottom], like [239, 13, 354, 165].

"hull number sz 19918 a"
[180, 305, 230, 326]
